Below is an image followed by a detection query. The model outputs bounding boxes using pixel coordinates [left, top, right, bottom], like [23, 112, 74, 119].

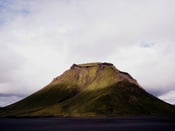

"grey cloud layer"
[0, 0, 175, 106]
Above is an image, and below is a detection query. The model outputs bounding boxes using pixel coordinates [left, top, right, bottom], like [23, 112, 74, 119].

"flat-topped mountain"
[0, 62, 175, 117]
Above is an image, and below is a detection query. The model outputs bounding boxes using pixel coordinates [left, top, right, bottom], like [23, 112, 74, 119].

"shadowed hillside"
[0, 62, 175, 117]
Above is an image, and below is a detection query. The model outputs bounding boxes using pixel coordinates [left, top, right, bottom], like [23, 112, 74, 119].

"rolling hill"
[0, 62, 175, 117]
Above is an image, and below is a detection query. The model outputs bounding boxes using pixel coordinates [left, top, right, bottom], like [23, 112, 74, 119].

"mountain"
[0, 62, 175, 117]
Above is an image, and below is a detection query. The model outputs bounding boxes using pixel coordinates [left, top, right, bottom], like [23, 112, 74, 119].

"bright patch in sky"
[0, 0, 175, 106]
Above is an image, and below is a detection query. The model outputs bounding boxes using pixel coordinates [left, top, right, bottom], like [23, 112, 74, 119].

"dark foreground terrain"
[0, 116, 175, 131]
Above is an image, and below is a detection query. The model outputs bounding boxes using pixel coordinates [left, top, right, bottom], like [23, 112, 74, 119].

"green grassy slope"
[17, 82, 175, 117]
[0, 63, 175, 117]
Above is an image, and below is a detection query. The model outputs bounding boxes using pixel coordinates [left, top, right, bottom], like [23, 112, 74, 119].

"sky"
[0, 0, 175, 107]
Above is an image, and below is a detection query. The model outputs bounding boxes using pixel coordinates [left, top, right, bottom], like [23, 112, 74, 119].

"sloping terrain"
[0, 62, 175, 117]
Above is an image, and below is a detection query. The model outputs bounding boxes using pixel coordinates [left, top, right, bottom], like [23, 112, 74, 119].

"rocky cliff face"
[51, 62, 142, 90]
[0, 62, 175, 117]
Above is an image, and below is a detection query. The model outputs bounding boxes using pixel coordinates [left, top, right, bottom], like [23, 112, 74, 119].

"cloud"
[0, 0, 175, 106]
[159, 90, 175, 105]
[0, 93, 25, 107]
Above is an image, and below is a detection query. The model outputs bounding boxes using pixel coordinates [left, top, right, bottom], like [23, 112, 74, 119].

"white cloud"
[0, 0, 175, 106]
[159, 90, 175, 105]
[0, 95, 25, 107]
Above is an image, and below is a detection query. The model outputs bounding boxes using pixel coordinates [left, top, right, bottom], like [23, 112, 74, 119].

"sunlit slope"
[0, 63, 175, 117]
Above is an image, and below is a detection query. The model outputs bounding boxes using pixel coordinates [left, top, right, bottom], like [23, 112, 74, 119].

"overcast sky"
[0, 0, 175, 107]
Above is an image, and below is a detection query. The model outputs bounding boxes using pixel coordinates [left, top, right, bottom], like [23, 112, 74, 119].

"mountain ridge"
[51, 62, 142, 90]
[0, 62, 175, 117]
